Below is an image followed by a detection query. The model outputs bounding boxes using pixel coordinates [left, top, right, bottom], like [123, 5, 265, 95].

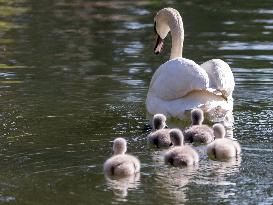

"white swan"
[146, 8, 235, 120]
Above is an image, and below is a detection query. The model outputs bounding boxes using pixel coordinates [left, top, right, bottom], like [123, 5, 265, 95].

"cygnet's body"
[207, 124, 241, 160]
[164, 129, 199, 166]
[148, 114, 172, 148]
[103, 138, 140, 178]
[184, 109, 214, 144]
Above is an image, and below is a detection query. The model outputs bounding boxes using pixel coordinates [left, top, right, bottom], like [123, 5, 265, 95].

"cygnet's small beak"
[165, 125, 168, 128]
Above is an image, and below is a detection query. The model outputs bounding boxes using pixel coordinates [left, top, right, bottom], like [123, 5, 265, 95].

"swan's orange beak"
[154, 22, 164, 54]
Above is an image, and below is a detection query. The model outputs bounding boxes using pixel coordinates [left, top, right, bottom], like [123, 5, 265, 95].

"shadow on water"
[0, 0, 272, 204]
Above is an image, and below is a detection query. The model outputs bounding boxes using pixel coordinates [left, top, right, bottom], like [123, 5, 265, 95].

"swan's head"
[213, 123, 226, 139]
[153, 113, 167, 130]
[170, 128, 184, 146]
[153, 8, 182, 54]
[113, 138, 127, 155]
[191, 109, 204, 125]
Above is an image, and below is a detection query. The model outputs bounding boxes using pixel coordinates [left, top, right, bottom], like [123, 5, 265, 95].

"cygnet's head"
[113, 138, 127, 155]
[153, 113, 167, 130]
[170, 128, 184, 146]
[191, 109, 204, 125]
[213, 124, 226, 139]
[153, 8, 182, 54]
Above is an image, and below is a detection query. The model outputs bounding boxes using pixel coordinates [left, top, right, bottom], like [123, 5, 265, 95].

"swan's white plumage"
[149, 58, 209, 100]
[146, 88, 232, 119]
[201, 59, 235, 99]
[146, 8, 235, 120]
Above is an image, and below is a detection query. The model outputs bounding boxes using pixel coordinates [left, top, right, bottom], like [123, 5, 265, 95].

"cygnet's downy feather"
[148, 114, 172, 148]
[104, 138, 140, 178]
[164, 129, 199, 167]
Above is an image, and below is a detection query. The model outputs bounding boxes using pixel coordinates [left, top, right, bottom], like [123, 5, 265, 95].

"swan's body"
[104, 138, 140, 178]
[148, 114, 172, 148]
[184, 109, 214, 144]
[207, 124, 241, 160]
[164, 129, 199, 166]
[146, 8, 235, 120]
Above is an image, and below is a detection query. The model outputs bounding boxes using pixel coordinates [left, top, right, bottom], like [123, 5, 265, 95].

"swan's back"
[104, 154, 140, 177]
[149, 58, 209, 100]
[164, 146, 199, 166]
[201, 59, 235, 99]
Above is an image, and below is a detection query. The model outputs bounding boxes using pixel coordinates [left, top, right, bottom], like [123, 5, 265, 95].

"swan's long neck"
[114, 150, 125, 155]
[169, 14, 184, 59]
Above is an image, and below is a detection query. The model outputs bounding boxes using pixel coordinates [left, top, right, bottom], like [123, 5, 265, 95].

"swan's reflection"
[105, 173, 140, 199]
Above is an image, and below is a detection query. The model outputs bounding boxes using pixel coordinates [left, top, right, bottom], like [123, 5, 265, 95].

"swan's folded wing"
[148, 58, 209, 100]
[201, 59, 235, 99]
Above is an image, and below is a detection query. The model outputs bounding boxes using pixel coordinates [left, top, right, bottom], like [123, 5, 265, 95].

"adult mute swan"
[146, 8, 235, 120]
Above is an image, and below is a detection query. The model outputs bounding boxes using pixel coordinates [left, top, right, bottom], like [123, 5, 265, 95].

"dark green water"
[0, 0, 272, 204]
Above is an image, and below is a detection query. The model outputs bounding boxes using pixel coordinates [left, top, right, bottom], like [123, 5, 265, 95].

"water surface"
[0, 0, 272, 204]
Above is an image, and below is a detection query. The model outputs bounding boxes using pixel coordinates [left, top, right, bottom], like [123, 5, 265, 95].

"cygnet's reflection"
[211, 155, 242, 176]
[154, 164, 198, 204]
[194, 156, 241, 202]
[210, 156, 242, 199]
[150, 134, 241, 203]
[105, 172, 140, 199]
[151, 150, 198, 204]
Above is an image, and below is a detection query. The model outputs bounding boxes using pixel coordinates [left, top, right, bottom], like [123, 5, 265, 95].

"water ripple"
[219, 42, 273, 50]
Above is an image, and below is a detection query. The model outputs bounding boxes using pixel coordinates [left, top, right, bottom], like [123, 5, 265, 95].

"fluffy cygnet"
[164, 129, 199, 166]
[207, 123, 241, 160]
[103, 138, 140, 178]
[148, 114, 172, 148]
[184, 109, 214, 144]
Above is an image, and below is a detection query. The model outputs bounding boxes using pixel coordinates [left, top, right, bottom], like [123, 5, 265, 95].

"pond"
[0, 0, 272, 204]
